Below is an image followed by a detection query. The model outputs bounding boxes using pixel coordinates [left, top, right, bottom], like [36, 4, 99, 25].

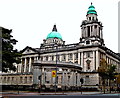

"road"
[1, 91, 120, 98]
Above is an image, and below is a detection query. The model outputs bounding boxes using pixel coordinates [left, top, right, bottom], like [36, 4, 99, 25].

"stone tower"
[80, 3, 104, 46]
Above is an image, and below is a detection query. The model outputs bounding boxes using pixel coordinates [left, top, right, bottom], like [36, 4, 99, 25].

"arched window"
[7, 77, 10, 83]
[86, 59, 91, 70]
[29, 76, 32, 83]
[89, 17, 91, 21]
[24, 77, 27, 84]
[4, 77, 6, 83]
[20, 77, 23, 83]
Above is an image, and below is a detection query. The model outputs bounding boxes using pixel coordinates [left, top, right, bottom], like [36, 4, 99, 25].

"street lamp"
[17, 65, 19, 94]
[55, 44, 58, 94]
[38, 75, 42, 93]
[80, 78, 84, 94]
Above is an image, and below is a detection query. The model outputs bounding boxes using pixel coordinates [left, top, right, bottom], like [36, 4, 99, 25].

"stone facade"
[1, 3, 120, 91]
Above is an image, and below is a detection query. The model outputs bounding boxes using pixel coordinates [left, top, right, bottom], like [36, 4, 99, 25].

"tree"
[115, 74, 120, 92]
[2, 27, 21, 72]
[98, 58, 116, 93]
[98, 58, 108, 93]
[107, 64, 116, 93]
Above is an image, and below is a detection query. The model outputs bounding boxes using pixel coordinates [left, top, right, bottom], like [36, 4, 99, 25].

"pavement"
[1, 91, 120, 96]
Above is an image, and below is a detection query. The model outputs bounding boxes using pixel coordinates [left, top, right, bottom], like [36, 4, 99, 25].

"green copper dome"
[46, 25, 62, 40]
[47, 31, 62, 40]
[87, 3, 97, 15]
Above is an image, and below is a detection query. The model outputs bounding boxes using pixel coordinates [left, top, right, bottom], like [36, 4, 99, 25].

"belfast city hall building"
[1, 3, 120, 91]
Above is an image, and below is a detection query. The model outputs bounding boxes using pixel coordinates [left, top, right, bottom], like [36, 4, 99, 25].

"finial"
[52, 24, 57, 32]
[91, 2, 92, 5]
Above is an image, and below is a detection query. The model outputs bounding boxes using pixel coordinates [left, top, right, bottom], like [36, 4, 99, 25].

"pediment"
[22, 46, 38, 54]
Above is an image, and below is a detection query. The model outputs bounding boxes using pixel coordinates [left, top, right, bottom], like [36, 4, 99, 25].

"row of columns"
[41, 50, 100, 71]
[81, 25, 102, 39]
[79, 50, 99, 71]
[19, 50, 100, 74]
[20, 56, 39, 73]
[2, 76, 32, 85]
[42, 68, 80, 87]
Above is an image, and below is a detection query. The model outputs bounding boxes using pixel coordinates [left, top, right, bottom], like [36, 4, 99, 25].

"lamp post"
[80, 78, 84, 94]
[38, 55, 42, 93]
[38, 74, 42, 93]
[17, 65, 19, 94]
[55, 44, 58, 94]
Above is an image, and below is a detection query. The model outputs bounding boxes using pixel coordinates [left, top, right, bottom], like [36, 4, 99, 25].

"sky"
[0, 0, 119, 53]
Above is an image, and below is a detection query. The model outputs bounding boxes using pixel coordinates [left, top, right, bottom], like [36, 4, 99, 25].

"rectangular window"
[45, 56, 48, 61]
[57, 55, 60, 61]
[87, 26, 90, 37]
[52, 56, 54, 61]
[24, 77, 27, 84]
[68, 53, 72, 60]
[89, 17, 91, 21]
[86, 52, 91, 58]
[74, 53, 78, 60]
[41, 56, 43, 61]
[87, 63, 90, 70]
[62, 54, 66, 61]
[85, 75, 90, 84]
[20, 77, 23, 83]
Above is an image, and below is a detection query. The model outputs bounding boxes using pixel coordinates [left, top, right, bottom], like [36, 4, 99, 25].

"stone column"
[34, 56, 37, 61]
[101, 29, 103, 39]
[66, 69, 69, 87]
[91, 26, 93, 36]
[43, 56, 45, 61]
[54, 55, 56, 62]
[65, 70, 67, 86]
[72, 53, 75, 63]
[62, 69, 65, 86]
[29, 57, 32, 72]
[97, 26, 99, 36]
[47, 56, 49, 61]
[24, 58, 27, 72]
[81, 52, 84, 71]
[99, 27, 101, 38]
[66, 54, 68, 62]
[75, 71, 77, 87]
[78, 52, 80, 65]
[20, 58, 22, 73]
[86, 27, 88, 37]
[92, 25, 94, 36]
[94, 25, 96, 36]
[95, 25, 97, 36]
[73, 71, 75, 86]
[84, 27, 86, 37]
[93, 51, 96, 70]
[77, 73, 80, 86]
[71, 71, 74, 86]
[90, 26, 91, 36]
[36, 56, 38, 61]
[81, 28, 83, 37]
[96, 50, 100, 70]
[41, 68, 44, 85]
[59, 55, 62, 61]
